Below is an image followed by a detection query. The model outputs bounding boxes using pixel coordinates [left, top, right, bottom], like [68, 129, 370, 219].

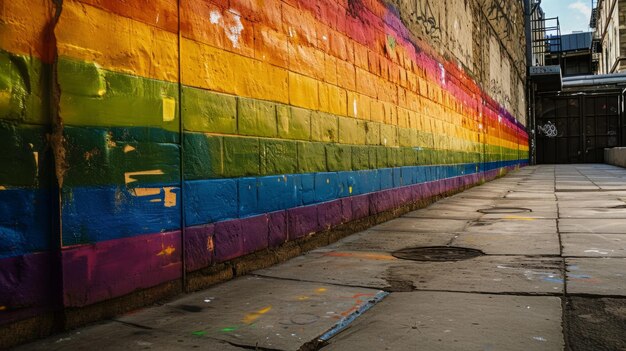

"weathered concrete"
[561, 234, 626, 257]
[371, 218, 470, 233]
[325, 292, 563, 351]
[566, 258, 626, 296]
[453, 233, 560, 255]
[605, 147, 626, 168]
[16, 165, 626, 350]
[256, 253, 564, 294]
[465, 219, 557, 234]
[16, 277, 385, 351]
[559, 219, 626, 234]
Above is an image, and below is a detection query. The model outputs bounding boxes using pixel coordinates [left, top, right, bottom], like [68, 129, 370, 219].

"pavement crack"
[225, 341, 284, 351]
[250, 273, 382, 291]
[110, 319, 154, 330]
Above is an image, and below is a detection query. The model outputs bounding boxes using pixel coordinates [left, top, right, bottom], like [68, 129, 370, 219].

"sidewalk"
[16, 165, 626, 351]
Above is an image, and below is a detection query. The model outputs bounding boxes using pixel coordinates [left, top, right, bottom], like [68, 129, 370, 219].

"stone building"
[591, 0, 626, 73]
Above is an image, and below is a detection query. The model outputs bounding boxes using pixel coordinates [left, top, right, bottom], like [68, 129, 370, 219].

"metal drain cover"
[392, 246, 484, 262]
[478, 207, 532, 214]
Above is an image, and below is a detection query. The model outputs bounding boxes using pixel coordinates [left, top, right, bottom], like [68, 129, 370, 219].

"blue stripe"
[185, 160, 526, 227]
[0, 188, 53, 259]
[61, 184, 181, 246]
[3, 159, 526, 252]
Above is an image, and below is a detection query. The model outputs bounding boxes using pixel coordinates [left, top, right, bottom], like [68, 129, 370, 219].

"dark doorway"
[535, 93, 622, 164]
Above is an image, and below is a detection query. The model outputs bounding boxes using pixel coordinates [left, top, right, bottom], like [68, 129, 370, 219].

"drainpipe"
[524, 0, 536, 164]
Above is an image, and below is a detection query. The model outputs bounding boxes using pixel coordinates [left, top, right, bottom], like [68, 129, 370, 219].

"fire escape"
[589, 0, 602, 73]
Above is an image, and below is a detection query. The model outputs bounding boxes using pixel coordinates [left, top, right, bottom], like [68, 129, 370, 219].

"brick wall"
[0, 0, 529, 342]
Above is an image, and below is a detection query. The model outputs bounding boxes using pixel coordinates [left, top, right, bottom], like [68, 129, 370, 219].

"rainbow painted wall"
[0, 0, 528, 340]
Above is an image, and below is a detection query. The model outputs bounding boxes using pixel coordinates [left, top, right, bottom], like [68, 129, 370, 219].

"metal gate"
[535, 93, 622, 164]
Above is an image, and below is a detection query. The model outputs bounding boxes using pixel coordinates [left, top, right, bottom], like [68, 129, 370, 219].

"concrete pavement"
[15, 165, 626, 350]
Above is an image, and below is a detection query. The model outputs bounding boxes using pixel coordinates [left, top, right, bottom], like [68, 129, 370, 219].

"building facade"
[592, 0, 626, 73]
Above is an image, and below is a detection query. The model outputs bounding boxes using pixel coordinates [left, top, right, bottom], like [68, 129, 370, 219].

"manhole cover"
[478, 207, 532, 214]
[392, 246, 484, 262]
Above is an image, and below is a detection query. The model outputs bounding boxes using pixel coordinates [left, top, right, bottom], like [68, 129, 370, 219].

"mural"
[0, 0, 528, 341]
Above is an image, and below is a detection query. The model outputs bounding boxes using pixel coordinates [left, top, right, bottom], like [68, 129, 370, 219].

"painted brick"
[338, 116, 366, 145]
[398, 128, 416, 147]
[61, 186, 182, 246]
[380, 124, 398, 147]
[0, 124, 49, 187]
[301, 174, 316, 205]
[314, 172, 339, 202]
[355, 67, 378, 98]
[257, 175, 300, 213]
[289, 44, 325, 80]
[213, 219, 243, 263]
[367, 147, 378, 169]
[379, 168, 393, 190]
[254, 25, 289, 67]
[311, 111, 339, 143]
[347, 92, 371, 120]
[340, 197, 353, 223]
[365, 121, 381, 145]
[268, 211, 288, 247]
[183, 133, 223, 180]
[277, 106, 311, 140]
[238, 97, 277, 138]
[238, 177, 259, 217]
[0, 252, 57, 321]
[287, 205, 318, 240]
[326, 144, 352, 171]
[261, 139, 298, 175]
[323, 53, 338, 84]
[185, 224, 215, 272]
[319, 82, 348, 116]
[183, 87, 237, 134]
[62, 231, 182, 307]
[376, 146, 390, 168]
[352, 146, 370, 170]
[403, 147, 419, 167]
[289, 72, 319, 110]
[351, 194, 370, 219]
[317, 200, 342, 230]
[370, 189, 395, 214]
[223, 136, 260, 177]
[401, 166, 416, 185]
[185, 179, 237, 226]
[240, 215, 269, 255]
[297, 141, 327, 173]
[392, 168, 402, 187]
[335, 60, 356, 91]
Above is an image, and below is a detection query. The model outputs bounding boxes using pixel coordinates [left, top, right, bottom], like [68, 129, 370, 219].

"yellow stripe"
[0, 0, 53, 61]
[181, 38, 289, 104]
[55, 0, 178, 82]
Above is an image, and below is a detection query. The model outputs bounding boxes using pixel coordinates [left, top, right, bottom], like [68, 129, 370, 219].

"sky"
[540, 0, 593, 34]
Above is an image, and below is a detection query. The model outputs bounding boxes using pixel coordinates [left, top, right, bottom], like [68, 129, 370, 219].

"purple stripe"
[183, 171, 509, 274]
[185, 224, 214, 272]
[62, 231, 182, 307]
[0, 252, 59, 324]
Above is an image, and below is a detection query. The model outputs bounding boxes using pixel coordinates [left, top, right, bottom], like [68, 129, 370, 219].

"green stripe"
[0, 121, 51, 187]
[58, 58, 179, 132]
[0, 50, 50, 125]
[183, 131, 521, 180]
[62, 126, 180, 187]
